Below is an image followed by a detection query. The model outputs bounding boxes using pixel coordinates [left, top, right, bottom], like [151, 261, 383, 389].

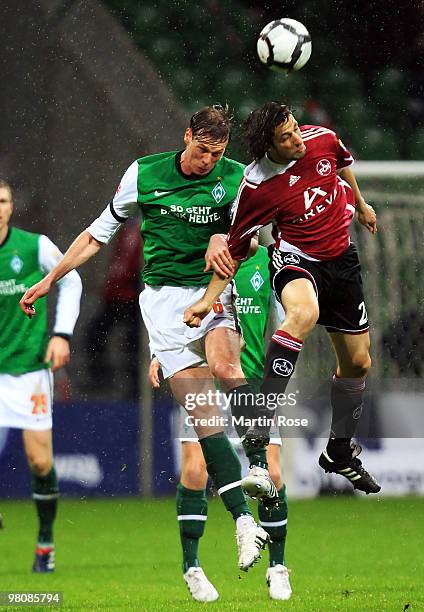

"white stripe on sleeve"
[38, 235, 82, 335]
[87, 160, 139, 244]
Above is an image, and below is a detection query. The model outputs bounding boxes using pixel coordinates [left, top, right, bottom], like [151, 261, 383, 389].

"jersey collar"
[244, 155, 298, 185]
[175, 150, 216, 181]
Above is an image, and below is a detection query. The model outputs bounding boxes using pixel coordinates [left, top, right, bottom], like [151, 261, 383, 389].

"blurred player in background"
[85, 219, 141, 399]
[19, 106, 277, 576]
[0, 179, 82, 572]
[150, 245, 291, 602]
[184, 102, 381, 495]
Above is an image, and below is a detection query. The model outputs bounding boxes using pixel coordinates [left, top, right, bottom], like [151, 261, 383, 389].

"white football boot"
[183, 567, 219, 602]
[241, 466, 280, 509]
[266, 564, 292, 600]
[236, 515, 269, 571]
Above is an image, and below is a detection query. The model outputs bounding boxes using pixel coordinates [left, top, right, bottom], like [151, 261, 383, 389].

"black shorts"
[269, 244, 369, 334]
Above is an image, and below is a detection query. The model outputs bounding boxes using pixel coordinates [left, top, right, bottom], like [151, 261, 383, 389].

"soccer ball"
[257, 18, 312, 73]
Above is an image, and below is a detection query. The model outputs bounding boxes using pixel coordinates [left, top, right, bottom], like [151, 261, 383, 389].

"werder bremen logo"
[250, 271, 264, 292]
[211, 182, 226, 203]
[10, 255, 23, 274]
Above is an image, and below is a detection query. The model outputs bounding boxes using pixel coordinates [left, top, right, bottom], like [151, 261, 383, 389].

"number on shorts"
[358, 301, 368, 325]
[213, 299, 224, 314]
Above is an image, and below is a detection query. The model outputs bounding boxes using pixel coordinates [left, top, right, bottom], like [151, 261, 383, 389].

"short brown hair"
[0, 179, 12, 200]
[190, 104, 233, 143]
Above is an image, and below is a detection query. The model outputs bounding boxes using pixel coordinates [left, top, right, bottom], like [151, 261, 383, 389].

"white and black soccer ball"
[257, 18, 312, 73]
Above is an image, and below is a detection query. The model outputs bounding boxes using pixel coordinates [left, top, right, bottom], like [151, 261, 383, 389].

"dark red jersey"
[227, 125, 356, 261]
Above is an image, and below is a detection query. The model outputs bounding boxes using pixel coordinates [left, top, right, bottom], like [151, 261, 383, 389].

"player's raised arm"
[338, 166, 377, 234]
[20, 161, 140, 317]
[183, 265, 240, 328]
[204, 233, 259, 278]
[20, 230, 102, 316]
[204, 234, 235, 278]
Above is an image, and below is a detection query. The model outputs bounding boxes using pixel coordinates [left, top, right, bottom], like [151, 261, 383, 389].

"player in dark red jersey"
[184, 102, 381, 495]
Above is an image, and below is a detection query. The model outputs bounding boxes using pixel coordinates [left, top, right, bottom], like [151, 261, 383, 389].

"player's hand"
[20, 276, 53, 317]
[204, 234, 235, 279]
[183, 300, 212, 328]
[45, 336, 70, 371]
[357, 203, 377, 234]
[149, 357, 161, 389]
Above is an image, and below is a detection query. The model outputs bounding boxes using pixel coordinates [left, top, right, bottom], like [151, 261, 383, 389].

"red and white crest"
[316, 159, 331, 176]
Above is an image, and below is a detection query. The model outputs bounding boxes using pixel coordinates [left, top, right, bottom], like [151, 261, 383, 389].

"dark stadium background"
[1, 2, 423, 609]
[0, 0, 423, 498]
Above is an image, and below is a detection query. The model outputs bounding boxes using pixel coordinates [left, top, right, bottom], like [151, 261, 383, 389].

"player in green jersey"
[0, 179, 82, 573]
[20, 106, 277, 576]
[150, 245, 292, 602]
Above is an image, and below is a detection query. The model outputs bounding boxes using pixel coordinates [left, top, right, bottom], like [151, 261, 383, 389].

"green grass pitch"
[0, 496, 423, 611]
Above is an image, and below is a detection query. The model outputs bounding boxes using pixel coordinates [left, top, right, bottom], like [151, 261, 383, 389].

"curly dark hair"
[189, 104, 233, 143]
[243, 102, 292, 160]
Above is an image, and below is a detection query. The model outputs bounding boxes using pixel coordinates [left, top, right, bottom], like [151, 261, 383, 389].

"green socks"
[31, 466, 59, 545]
[258, 485, 288, 566]
[199, 432, 251, 520]
[176, 483, 208, 572]
[229, 384, 268, 469]
[244, 444, 268, 470]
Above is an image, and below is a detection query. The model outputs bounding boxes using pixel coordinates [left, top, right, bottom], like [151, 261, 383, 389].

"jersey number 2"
[358, 301, 368, 325]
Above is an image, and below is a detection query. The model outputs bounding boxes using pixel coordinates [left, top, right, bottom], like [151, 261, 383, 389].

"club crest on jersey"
[250, 270, 264, 292]
[316, 159, 332, 176]
[10, 255, 23, 274]
[211, 182, 226, 203]
[283, 253, 300, 265]
[289, 175, 301, 187]
[272, 358, 294, 377]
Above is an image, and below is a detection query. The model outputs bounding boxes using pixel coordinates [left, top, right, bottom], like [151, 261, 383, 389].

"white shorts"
[139, 284, 237, 379]
[177, 405, 282, 446]
[0, 369, 53, 431]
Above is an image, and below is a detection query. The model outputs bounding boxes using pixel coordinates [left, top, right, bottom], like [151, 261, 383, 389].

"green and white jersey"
[88, 151, 244, 286]
[0, 227, 82, 375]
[234, 246, 275, 381]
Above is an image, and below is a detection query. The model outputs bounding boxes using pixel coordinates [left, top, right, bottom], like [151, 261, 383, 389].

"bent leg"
[206, 327, 268, 467]
[170, 368, 251, 521]
[327, 332, 371, 450]
[259, 278, 318, 432]
[319, 332, 380, 493]
[205, 326, 245, 391]
[330, 331, 371, 379]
